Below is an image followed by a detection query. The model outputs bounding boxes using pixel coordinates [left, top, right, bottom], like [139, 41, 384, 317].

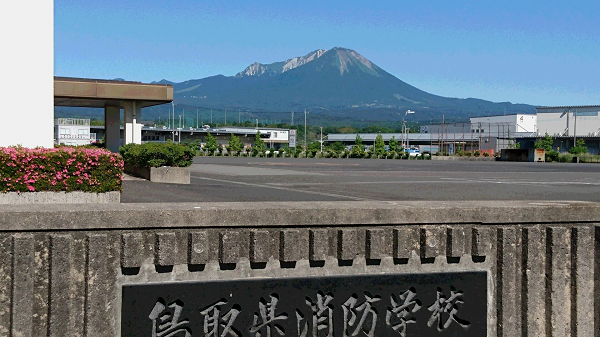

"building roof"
[327, 133, 481, 142]
[54, 76, 173, 108]
[536, 105, 600, 113]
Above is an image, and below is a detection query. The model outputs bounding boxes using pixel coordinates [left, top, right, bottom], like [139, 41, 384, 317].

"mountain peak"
[235, 48, 328, 78]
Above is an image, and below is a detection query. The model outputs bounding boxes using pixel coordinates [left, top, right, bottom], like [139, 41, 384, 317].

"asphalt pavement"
[121, 157, 600, 203]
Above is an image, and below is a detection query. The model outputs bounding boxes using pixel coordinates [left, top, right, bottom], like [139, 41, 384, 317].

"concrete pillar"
[123, 101, 142, 145]
[104, 106, 120, 153]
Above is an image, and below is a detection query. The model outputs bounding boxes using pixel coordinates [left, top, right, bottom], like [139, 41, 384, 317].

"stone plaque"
[122, 272, 486, 336]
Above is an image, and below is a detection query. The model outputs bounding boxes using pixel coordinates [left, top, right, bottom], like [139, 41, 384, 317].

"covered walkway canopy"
[54, 77, 173, 152]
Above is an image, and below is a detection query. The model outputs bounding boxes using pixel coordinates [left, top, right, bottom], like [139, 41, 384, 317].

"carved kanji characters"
[427, 287, 471, 331]
[148, 298, 192, 337]
[385, 287, 422, 336]
[342, 292, 381, 337]
[199, 298, 242, 337]
[249, 293, 289, 337]
[297, 291, 335, 337]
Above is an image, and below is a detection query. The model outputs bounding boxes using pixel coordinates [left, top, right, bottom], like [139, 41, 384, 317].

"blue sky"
[54, 0, 600, 106]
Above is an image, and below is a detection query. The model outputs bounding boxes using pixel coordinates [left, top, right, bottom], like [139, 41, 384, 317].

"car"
[402, 148, 421, 157]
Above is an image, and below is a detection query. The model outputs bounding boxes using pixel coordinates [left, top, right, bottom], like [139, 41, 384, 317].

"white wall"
[0, 2, 54, 148]
[515, 114, 537, 133]
[537, 112, 600, 137]
[470, 114, 537, 135]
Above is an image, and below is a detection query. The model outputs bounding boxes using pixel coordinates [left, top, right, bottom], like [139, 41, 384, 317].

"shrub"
[545, 150, 559, 162]
[0, 146, 123, 193]
[483, 152, 490, 157]
[578, 154, 600, 163]
[568, 139, 588, 155]
[466, 152, 472, 157]
[119, 142, 194, 168]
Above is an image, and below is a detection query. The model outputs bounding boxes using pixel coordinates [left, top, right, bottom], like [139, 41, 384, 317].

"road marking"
[528, 202, 571, 206]
[190, 175, 370, 201]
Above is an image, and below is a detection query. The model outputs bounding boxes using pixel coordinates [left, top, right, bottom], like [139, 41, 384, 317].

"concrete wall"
[0, 201, 598, 336]
[0, 1, 54, 148]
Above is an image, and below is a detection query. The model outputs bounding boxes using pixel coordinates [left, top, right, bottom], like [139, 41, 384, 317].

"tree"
[534, 133, 554, 152]
[253, 131, 266, 155]
[351, 134, 365, 158]
[388, 137, 398, 153]
[228, 134, 244, 155]
[307, 141, 321, 156]
[508, 141, 520, 149]
[374, 134, 385, 156]
[204, 132, 219, 155]
[568, 138, 587, 155]
[327, 142, 345, 155]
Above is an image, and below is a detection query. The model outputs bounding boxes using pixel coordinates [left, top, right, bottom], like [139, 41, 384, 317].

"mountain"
[168, 47, 535, 122]
[55, 47, 536, 124]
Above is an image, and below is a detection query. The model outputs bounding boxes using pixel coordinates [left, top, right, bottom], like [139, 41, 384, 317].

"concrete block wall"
[0, 201, 598, 336]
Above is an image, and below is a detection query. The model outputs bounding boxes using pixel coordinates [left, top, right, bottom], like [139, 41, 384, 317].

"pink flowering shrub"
[0, 146, 123, 193]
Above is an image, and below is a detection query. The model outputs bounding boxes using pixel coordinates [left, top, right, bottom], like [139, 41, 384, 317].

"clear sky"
[54, 0, 600, 106]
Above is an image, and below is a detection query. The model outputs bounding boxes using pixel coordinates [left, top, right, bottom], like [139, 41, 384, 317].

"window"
[78, 129, 88, 135]
[60, 128, 69, 135]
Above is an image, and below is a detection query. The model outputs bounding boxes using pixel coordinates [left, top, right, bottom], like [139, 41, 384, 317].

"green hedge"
[119, 142, 194, 168]
[0, 146, 123, 193]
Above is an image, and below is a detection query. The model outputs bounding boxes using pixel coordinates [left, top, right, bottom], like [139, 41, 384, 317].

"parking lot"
[121, 157, 600, 203]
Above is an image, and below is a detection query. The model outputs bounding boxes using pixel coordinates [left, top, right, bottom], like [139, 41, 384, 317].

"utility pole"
[238, 109, 240, 124]
[320, 127, 323, 153]
[304, 109, 308, 149]
[291, 111, 294, 126]
[574, 109, 577, 148]
[183, 109, 185, 128]
[225, 108, 227, 126]
[171, 102, 175, 142]
[210, 109, 213, 124]
[196, 109, 198, 128]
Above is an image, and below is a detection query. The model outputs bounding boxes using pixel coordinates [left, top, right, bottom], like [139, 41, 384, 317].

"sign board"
[289, 129, 297, 148]
[122, 272, 486, 336]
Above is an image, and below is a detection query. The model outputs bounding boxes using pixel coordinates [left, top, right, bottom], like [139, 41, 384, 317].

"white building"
[468, 114, 537, 151]
[470, 114, 537, 136]
[536, 106, 600, 137]
[54, 118, 94, 146]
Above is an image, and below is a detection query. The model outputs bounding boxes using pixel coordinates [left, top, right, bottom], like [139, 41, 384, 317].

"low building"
[326, 132, 480, 154]
[54, 118, 94, 146]
[90, 125, 291, 149]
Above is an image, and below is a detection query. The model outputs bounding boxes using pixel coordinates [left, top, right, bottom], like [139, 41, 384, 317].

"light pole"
[256, 119, 259, 130]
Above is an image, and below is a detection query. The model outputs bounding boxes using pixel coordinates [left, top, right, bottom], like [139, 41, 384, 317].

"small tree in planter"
[388, 137, 399, 154]
[351, 134, 365, 158]
[253, 132, 267, 157]
[204, 132, 218, 155]
[228, 134, 244, 156]
[474, 150, 480, 157]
